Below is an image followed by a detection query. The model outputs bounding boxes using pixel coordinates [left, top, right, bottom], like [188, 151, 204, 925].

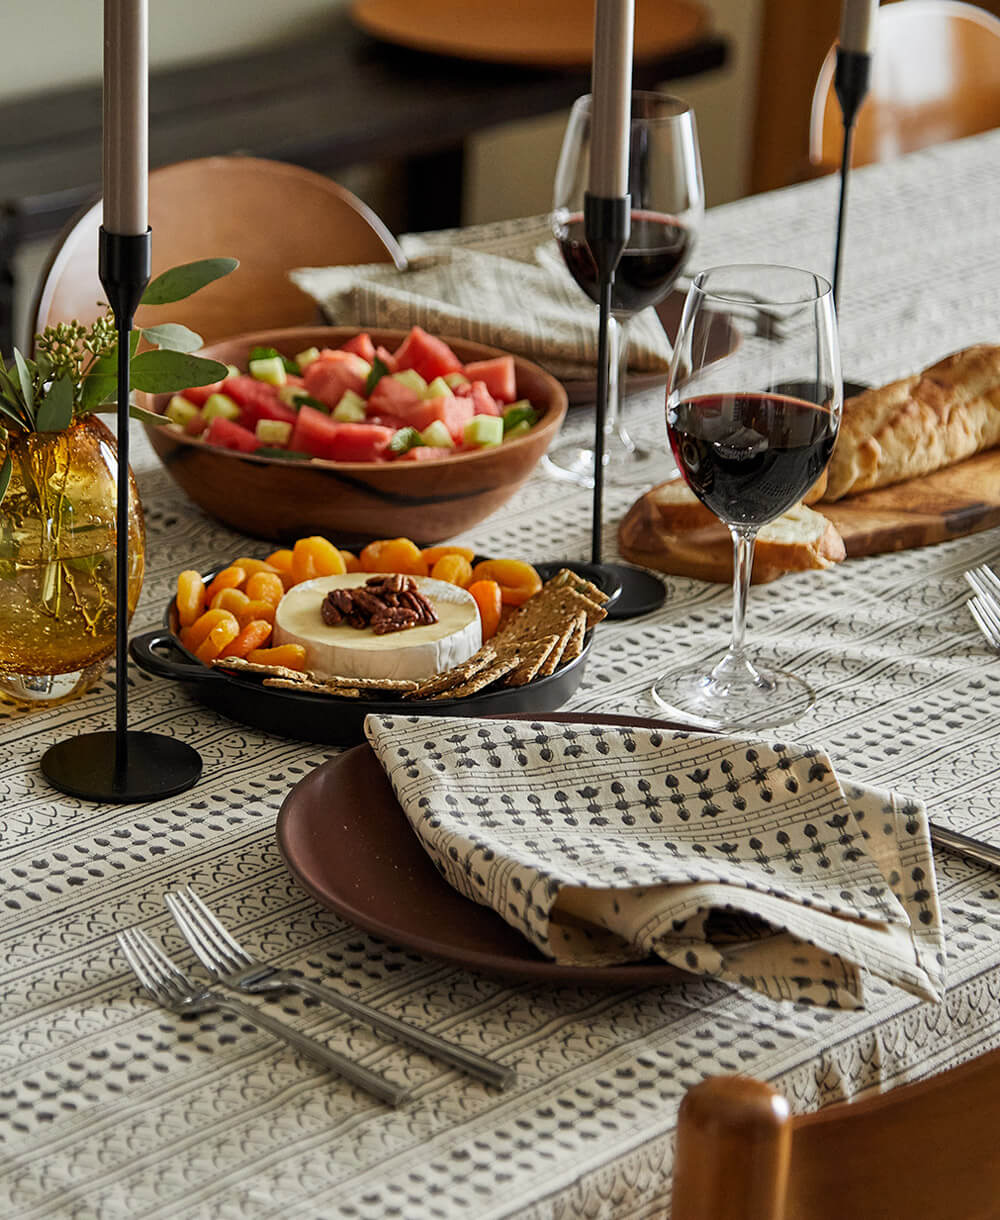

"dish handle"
[129, 629, 224, 686]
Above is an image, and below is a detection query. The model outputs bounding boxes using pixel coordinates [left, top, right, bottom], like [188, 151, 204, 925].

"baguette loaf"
[823, 344, 1000, 501]
[619, 480, 846, 584]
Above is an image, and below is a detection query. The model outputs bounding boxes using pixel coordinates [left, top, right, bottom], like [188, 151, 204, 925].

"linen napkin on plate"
[289, 214, 673, 382]
[363, 715, 945, 1009]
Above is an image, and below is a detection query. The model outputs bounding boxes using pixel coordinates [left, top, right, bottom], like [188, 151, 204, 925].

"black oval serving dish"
[129, 560, 619, 747]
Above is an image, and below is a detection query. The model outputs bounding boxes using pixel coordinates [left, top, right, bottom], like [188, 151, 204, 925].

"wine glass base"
[650, 663, 815, 732]
[542, 438, 655, 489]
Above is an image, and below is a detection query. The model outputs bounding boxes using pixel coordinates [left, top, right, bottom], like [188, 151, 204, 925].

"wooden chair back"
[809, 0, 1000, 172]
[31, 155, 405, 342]
[671, 1046, 1000, 1220]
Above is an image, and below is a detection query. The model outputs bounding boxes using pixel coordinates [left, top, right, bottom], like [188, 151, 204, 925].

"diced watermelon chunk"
[303, 350, 370, 408]
[181, 378, 227, 406]
[463, 356, 517, 404]
[375, 345, 398, 373]
[204, 416, 260, 454]
[366, 375, 422, 419]
[413, 394, 475, 443]
[397, 446, 455, 462]
[229, 384, 299, 432]
[339, 332, 376, 363]
[393, 325, 464, 383]
[221, 374, 285, 418]
[291, 406, 394, 462]
[469, 380, 502, 417]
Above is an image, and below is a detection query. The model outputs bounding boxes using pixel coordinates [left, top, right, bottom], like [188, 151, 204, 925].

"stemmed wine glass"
[545, 90, 704, 487]
[652, 265, 842, 730]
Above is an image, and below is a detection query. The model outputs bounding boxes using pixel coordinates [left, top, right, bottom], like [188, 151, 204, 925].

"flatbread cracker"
[405, 645, 498, 699]
[426, 654, 520, 700]
[321, 675, 419, 692]
[537, 618, 577, 677]
[560, 611, 587, 664]
[547, 568, 610, 605]
[212, 657, 311, 683]
[502, 635, 561, 686]
[263, 677, 361, 697]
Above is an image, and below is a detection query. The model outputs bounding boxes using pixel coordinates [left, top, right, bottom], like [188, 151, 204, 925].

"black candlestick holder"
[582, 192, 666, 620]
[40, 228, 203, 803]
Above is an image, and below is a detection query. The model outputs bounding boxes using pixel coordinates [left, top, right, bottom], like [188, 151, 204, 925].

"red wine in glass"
[667, 392, 838, 527]
[557, 210, 692, 314]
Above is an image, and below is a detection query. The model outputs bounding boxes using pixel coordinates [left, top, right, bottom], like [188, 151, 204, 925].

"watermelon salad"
[160, 326, 541, 464]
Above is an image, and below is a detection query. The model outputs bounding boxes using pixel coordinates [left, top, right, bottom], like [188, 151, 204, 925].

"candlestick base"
[41, 731, 202, 803]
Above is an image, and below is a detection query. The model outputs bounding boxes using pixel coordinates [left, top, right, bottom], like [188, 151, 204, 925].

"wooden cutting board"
[820, 447, 1000, 557]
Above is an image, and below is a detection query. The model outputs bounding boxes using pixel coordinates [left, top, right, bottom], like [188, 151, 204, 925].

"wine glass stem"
[712, 525, 760, 685]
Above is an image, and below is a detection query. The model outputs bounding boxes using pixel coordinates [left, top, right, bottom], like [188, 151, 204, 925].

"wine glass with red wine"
[652, 264, 842, 729]
[546, 91, 704, 487]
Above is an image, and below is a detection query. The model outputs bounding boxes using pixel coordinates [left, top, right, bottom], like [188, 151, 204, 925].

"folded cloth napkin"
[363, 715, 946, 1009]
[289, 214, 673, 381]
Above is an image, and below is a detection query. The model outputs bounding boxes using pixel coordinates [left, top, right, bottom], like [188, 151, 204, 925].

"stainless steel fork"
[117, 926, 410, 1106]
[964, 563, 1000, 651]
[165, 886, 516, 1090]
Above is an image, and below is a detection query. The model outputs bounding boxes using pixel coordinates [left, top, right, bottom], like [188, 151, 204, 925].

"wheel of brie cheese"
[272, 574, 482, 681]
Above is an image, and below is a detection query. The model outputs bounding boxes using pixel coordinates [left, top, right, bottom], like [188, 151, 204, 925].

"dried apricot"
[246, 644, 308, 670]
[340, 549, 362, 572]
[176, 569, 206, 628]
[194, 617, 241, 662]
[291, 536, 347, 584]
[218, 619, 273, 659]
[204, 564, 247, 601]
[467, 579, 502, 639]
[210, 587, 251, 615]
[420, 544, 476, 566]
[470, 558, 541, 606]
[181, 608, 239, 651]
[360, 537, 427, 576]
[431, 554, 473, 586]
[232, 556, 282, 580]
[237, 598, 277, 628]
[265, 548, 296, 587]
[245, 571, 286, 607]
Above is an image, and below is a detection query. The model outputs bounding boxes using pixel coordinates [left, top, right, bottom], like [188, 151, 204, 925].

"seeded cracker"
[502, 635, 561, 686]
[426, 654, 521, 700]
[212, 657, 311, 683]
[263, 677, 361, 698]
[404, 645, 498, 699]
[547, 568, 610, 606]
[560, 611, 588, 663]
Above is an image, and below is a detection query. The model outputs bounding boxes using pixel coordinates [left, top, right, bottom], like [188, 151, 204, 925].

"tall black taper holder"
[40, 229, 203, 803]
[831, 46, 872, 310]
[585, 194, 667, 620]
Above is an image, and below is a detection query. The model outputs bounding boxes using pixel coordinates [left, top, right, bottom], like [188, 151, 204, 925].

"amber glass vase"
[0, 416, 145, 705]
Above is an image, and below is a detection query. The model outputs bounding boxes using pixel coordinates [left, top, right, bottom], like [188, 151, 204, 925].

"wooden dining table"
[3, 129, 1000, 1219]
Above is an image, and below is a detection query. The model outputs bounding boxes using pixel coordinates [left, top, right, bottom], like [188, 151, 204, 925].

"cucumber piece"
[248, 345, 300, 375]
[294, 346, 321, 369]
[418, 419, 454, 449]
[278, 384, 312, 407]
[503, 420, 532, 441]
[332, 390, 367, 422]
[201, 393, 241, 423]
[388, 426, 423, 455]
[164, 395, 201, 428]
[502, 400, 539, 433]
[423, 375, 454, 399]
[444, 371, 470, 390]
[392, 368, 427, 395]
[463, 414, 503, 447]
[255, 419, 293, 446]
[248, 355, 287, 386]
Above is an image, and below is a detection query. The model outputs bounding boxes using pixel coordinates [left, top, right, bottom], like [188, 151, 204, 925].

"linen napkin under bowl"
[363, 715, 945, 1009]
[289, 214, 673, 382]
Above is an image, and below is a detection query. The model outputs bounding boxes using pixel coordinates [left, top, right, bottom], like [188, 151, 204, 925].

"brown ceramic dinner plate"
[276, 711, 690, 984]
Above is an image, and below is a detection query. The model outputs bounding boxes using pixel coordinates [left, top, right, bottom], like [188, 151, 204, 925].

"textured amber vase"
[0, 416, 145, 705]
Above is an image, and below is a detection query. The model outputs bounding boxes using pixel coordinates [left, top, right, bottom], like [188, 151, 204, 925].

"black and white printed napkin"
[363, 715, 945, 1009]
[289, 214, 672, 381]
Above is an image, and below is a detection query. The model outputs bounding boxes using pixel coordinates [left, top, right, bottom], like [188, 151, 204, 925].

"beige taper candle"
[589, 0, 634, 198]
[839, 0, 880, 54]
[103, 0, 148, 235]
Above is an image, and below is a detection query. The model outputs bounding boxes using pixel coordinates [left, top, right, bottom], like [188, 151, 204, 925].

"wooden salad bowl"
[136, 326, 568, 544]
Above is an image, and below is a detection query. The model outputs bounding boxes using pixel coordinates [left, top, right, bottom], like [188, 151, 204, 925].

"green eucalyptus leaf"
[13, 349, 34, 415]
[0, 455, 11, 507]
[141, 257, 239, 306]
[77, 332, 142, 410]
[34, 376, 75, 432]
[139, 322, 204, 354]
[129, 350, 229, 394]
[0, 399, 30, 431]
[128, 403, 169, 428]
